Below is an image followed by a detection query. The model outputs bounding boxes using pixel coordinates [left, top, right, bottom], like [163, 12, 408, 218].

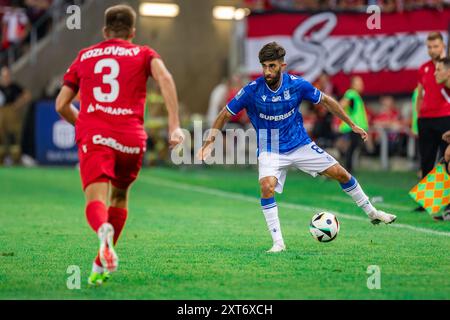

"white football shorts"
[258, 142, 338, 193]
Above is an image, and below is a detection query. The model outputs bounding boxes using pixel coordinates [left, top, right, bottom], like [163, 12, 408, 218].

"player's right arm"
[197, 86, 248, 161]
[56, 53, 81, 126]
[197, 107, 234, 161]
[55, 86, 79, 125]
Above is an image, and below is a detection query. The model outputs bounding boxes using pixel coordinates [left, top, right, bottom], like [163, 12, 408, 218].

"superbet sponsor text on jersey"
[63, 38, 160, 141]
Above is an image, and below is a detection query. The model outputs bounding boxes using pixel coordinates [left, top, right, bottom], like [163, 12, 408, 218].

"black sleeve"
[347, 97, 355, 112]
[12, 84, 24, 98]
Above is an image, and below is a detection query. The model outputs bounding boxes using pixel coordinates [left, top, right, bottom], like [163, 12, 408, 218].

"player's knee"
[338, 170, 352, 183]
[327, 164, 351, 183]
[110, 188, 128, 207]
[260, 179, 275, 197]
[85, 182, 109, 203]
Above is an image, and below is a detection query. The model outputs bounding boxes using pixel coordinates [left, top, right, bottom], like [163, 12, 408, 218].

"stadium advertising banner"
[35, 101, 78, 165]
[245, 9, 450, 95]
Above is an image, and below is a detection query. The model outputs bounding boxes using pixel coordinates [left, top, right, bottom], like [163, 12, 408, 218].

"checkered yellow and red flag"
[409, 163, 450, 215]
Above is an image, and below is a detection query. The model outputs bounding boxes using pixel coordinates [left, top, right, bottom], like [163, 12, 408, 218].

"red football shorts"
[77, 132, 146, 190]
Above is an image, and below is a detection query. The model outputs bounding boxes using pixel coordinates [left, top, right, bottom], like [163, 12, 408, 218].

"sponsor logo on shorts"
[259, 108, 295, 121]
[92, 135, 140, 154]
[87, 103, 133, 116]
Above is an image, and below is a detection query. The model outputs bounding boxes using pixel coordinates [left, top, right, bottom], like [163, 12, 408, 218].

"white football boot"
[98, 223, 118, 272]
[266, 241, 286, 253]
[368, 210, 397, 225]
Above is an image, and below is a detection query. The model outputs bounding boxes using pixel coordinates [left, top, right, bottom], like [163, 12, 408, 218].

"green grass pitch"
[1, 166, 450, 299]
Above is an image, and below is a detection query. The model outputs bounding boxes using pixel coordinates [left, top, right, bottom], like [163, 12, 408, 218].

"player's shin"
[85, 201, 109, 232]
[108, 207, 128, 245]
[339, 176, 376, 215]
[261, 197, 284, 246]
[92, 207, 127, 271]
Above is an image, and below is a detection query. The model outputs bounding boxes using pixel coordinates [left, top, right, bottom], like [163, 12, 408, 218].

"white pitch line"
[139, 176, 450, 238]
[327, 195, 413, 211]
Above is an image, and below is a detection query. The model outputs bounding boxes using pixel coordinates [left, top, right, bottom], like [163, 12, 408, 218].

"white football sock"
[340, 176, 376, 215]
[261, 198, 284, 244]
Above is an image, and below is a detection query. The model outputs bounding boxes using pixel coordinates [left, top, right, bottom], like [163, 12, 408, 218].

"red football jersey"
[418, 60, 450, 119]
[63, 38, 160, 141]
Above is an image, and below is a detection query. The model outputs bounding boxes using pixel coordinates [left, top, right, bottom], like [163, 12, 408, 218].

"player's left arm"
[55, 86, 79, 126]
[319, 93, 368, 141]
[151, 58, 184, 147]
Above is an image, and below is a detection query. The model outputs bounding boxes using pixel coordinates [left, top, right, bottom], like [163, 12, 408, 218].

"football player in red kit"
[55, 4, 184, 285]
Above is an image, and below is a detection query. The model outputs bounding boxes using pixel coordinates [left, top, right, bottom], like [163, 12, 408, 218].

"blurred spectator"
[225, 74, 250, 127]
[311, 104, 335, 148]
[371, 95, 407, 155]
[336, 76, 369, 173]
[336, 0, 367, 10]
[1, 0, 81, 66]
[377, 0, 398, 12]
[243, 0, 273, 11]
[313, 72, 336, 97]
[372, 96, 401, 129]
[269, 0, 321, 10]
[311, 73, 337, 148]
[207, 78, 227, 127]
[144, 84, 170, 166]
[25, 0, 52, 41]
[0, 65, 31, 165]
[1, 2, 30, 52]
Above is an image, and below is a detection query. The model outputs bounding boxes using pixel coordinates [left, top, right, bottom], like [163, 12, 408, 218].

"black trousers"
[418, 116, 450, 177]
[342, 132, 361, 174]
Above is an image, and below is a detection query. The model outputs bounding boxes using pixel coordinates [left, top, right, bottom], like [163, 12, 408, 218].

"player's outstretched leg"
[90, 185, 129, 283]
[85, 182, 118, 286]
[321, 164, 397, 225]
[260, 176, 286, 253]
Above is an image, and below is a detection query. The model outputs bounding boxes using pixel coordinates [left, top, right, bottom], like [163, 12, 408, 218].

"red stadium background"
[245, 9, 450, 95]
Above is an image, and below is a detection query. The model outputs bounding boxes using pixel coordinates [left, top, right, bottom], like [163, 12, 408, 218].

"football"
[309, 212, 340, 242]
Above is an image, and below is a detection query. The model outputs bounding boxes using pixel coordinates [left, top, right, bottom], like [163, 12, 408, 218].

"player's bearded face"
[262, 61, 282, 87]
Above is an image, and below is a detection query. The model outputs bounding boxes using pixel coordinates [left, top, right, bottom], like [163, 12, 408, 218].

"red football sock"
[93, 207, 128, 267]
[94, 255, 102, 268]
[85, 200, 108, 232]
[108, 207, 128, 245]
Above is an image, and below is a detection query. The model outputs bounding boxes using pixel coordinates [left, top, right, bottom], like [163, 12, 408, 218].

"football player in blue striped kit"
[198, 42, 396, 252]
